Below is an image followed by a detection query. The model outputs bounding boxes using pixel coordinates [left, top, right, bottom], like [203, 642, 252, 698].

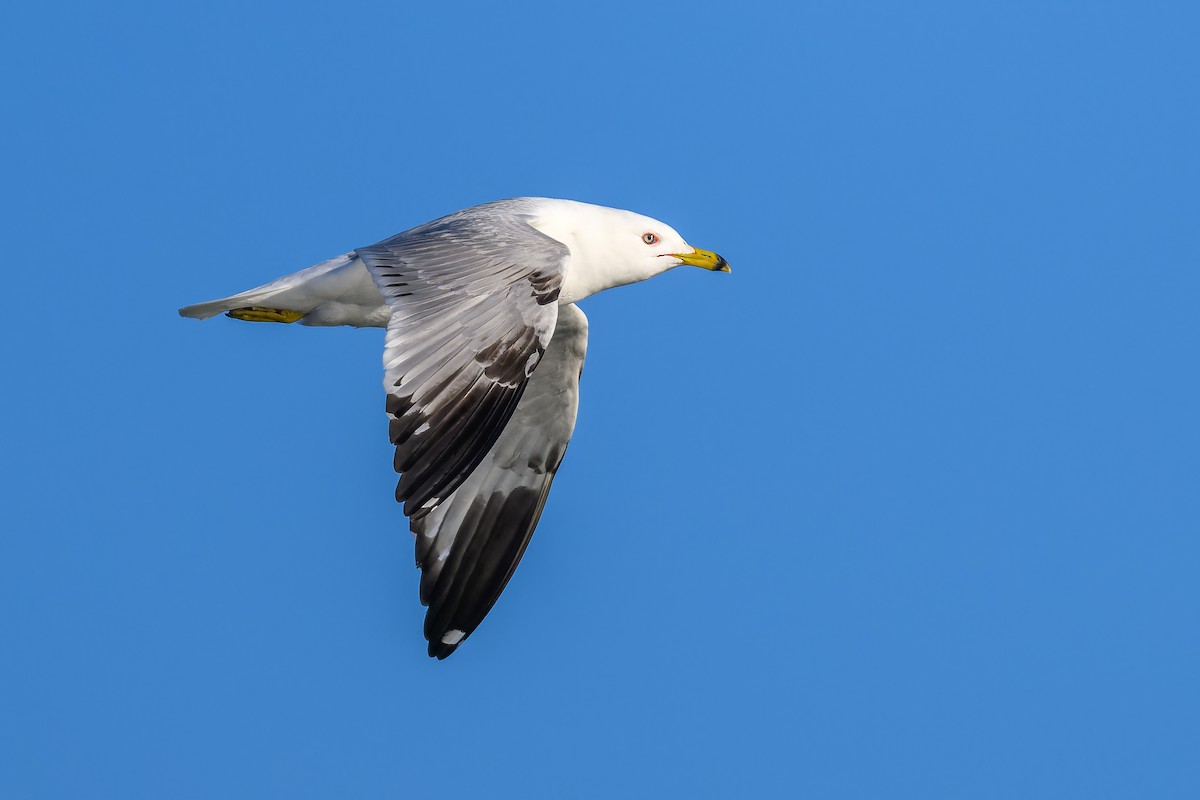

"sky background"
[2, 1, 1198, 797]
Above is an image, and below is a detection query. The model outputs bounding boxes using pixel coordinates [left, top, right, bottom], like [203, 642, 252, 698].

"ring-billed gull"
[180, 197, 729, 658]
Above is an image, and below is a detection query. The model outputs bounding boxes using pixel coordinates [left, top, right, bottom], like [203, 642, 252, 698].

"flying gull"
[179, 197, 729, 658]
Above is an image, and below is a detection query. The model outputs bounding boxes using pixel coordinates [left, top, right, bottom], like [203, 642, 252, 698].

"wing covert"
[356, 201, 569, 518]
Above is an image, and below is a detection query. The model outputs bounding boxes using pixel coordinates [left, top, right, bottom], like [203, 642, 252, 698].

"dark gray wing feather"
[356, 200, 568, 518]
[413, 303, 588, 658]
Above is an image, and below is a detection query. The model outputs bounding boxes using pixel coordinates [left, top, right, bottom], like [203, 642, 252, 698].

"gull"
[180, 197, 729, 658]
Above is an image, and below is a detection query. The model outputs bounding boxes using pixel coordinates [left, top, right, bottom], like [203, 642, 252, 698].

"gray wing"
[355, 201, 568, 518]
[413, 303, 588, 659]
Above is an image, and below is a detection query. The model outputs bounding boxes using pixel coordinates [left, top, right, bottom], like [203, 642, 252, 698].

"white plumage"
[180, 197, 728, 658]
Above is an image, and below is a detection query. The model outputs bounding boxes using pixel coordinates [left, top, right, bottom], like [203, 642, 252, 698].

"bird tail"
[177, 252, 359, 321]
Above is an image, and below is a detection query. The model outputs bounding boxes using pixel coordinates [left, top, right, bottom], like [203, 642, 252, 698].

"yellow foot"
[226, 306, 306, 324]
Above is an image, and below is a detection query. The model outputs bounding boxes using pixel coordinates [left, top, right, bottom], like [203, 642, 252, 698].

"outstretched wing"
[355, 201, 569, 518]
[413, 303, 589, 658]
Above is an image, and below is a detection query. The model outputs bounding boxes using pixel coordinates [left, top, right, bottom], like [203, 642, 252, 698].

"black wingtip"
[429, 641, 460, 660]
[427, 625, 470, 659]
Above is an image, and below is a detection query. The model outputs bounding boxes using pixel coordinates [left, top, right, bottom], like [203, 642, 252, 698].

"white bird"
[180, 197, 729, 658]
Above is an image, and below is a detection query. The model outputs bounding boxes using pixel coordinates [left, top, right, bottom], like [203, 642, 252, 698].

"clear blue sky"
[2, 1, 1198, 797]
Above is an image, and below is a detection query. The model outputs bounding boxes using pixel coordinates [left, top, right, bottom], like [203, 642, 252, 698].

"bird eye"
[642, 232, 659, 245]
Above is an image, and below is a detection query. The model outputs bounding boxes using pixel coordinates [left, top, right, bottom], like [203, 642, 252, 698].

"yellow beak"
[673, 247, 731, 273]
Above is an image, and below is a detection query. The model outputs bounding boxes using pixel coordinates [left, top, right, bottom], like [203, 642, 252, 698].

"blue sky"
[2, 1, 1198, 797]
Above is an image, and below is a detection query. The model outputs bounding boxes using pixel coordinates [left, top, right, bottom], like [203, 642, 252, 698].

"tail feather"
[178, 252, 360, 320]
